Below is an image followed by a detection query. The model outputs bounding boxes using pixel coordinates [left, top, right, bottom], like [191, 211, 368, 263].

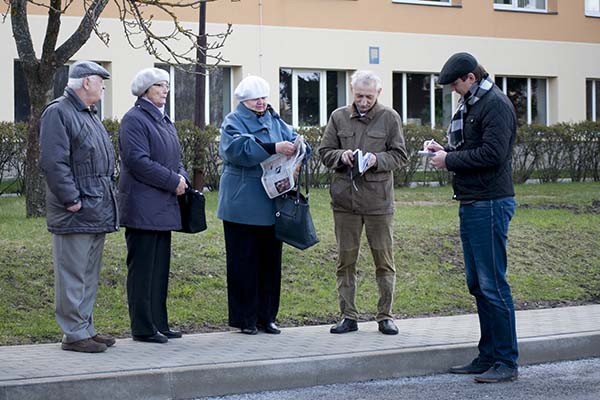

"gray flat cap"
[438, 52, 478, 85]
[69, 60, 110, 79]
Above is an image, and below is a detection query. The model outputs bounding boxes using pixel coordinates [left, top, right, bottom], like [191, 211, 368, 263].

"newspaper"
[260, 136, 306, 199]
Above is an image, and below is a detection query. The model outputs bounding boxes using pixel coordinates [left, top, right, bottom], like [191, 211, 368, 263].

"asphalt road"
[197, 358, 600, 400]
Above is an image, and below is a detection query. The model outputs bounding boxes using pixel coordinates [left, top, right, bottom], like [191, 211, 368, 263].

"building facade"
[3, 0, 600, 128]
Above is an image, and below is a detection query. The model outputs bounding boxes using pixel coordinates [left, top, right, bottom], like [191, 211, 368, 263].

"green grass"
[1, 182, 599, 345]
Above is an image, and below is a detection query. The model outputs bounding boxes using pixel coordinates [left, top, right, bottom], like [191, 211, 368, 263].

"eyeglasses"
[153, 83, 170, 90]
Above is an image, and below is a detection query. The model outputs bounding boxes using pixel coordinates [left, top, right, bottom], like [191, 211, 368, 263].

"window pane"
[494, 0, 512, 4]
[279, 68, 292, 125]
[209, 67, 231, 127]
[434, 75, 453, 128]
[586, 80, 593, 121]
[392, 73, 403, 121]
[586, 0, 600, 12]
[14, 61, 30, 122]
[297, 72, 320, 126]
[518, 0, 545, 9]
[174, 66, 196, 121]
[406, 73, 430, 126]
[506, 77, 528, 126]
[531, 78, 547, 125]
[326, 71, 346, 120]
[495, 76, 504, 91]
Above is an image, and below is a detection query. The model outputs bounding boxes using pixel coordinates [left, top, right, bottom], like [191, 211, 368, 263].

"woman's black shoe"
[241, 327, 258, 335]
[132, 332, 168, 343]
[160, 329, 182, 339]
[258, 322, 281, 334]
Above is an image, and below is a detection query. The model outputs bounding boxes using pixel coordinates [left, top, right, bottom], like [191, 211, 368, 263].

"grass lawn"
[1, 182, 599, 345]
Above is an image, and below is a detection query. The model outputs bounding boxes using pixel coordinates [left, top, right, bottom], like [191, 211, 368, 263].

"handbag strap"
[295, 162, 310, 200]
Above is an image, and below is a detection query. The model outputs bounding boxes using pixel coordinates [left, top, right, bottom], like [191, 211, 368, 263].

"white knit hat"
[234, 75, 270, 102]
[131, 68, 170, 97]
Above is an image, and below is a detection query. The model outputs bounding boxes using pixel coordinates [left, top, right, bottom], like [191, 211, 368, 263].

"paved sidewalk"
[1, 305, 599, 400]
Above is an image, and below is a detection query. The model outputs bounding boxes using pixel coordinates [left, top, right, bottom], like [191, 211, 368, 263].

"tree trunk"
[24, 74, 55, 218]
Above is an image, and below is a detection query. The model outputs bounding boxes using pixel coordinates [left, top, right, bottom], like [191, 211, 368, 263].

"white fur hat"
[234, 75, 270, 102]
[131, 68, 170, 97]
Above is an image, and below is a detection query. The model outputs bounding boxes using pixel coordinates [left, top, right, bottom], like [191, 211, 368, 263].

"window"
[392, 72, 453, 128]
[155, 64, 232, 126]
[14, 60, 104, 121]
[279, 68, 347, 127]
[392, 0, 453, 6]
[586, 0, 600, 17]
[495, 76, 548, 126]
[494, 0, 547, 12]
[586, 80, 600, 121]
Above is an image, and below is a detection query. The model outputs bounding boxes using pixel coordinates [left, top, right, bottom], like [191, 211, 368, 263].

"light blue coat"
[217, 103, 297, 226]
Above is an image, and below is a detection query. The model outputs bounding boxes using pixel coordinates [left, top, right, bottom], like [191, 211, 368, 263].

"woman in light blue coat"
[218, 76, 301, 335]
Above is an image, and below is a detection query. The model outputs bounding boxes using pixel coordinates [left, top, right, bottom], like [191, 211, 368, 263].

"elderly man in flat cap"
[425, 52, 519, 383]
[39, 60, 118, 353]
[319, 70, 407, 336]
[118, 68, 189, 344]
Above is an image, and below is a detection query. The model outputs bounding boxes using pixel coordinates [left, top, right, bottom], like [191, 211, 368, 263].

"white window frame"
[392, 0, 452, 6]
[589, 79, 598, 122]
[496, 76, 550, 125]
[290, 69, 349, 127]
[493, 0, 547, 13]
[585, 0, 600, 17]
[396, 72, 450, 129]
[163, 65, 232, 125]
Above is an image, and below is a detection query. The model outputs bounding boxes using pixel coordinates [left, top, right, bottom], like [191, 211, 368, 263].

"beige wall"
[25, 0, 600, 44]
[4, 2, 600, 123]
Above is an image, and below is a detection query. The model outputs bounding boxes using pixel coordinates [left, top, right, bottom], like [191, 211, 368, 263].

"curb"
[2, 330, 599, 400]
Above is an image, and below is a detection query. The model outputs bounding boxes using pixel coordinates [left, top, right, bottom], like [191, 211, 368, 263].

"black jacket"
[445, 85, 517, 201]
[39, 88, 119, 234]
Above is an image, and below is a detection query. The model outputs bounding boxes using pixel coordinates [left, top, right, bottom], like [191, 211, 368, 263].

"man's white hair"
[67, 77, 84, 90]
[350, 70, 382, 91]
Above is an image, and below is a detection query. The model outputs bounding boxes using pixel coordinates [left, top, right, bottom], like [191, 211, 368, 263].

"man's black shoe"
[160, 329, 182, 339]
[449, 357, 494, 374]
[241, 327, 258, 335]
[330, 318, 358, 334]
[378, 319, 399, 335]
[474, 363, 518, 383]
[132, 332, 168, 344]
[258, 322, 281, 334]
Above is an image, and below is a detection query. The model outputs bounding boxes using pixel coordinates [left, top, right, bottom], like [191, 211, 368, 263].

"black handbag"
[274, 164, 319, 250]
[177, 188, 207, 234]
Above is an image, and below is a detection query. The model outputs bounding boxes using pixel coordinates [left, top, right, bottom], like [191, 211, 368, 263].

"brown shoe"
[92, 334, 116, 347]
[62, 338, 107, 353]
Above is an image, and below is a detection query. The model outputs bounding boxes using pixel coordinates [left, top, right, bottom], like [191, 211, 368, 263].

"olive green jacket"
[319, 102, 407, 215]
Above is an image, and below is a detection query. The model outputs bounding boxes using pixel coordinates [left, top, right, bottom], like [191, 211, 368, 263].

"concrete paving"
[1, 305, 599, 400]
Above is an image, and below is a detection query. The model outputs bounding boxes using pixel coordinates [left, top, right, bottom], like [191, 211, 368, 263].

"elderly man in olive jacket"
[39, 61, 118, 353]
[319, 70, 407, 335]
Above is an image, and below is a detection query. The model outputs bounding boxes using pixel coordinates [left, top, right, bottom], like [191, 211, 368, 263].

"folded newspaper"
[260, 136, 307, 199]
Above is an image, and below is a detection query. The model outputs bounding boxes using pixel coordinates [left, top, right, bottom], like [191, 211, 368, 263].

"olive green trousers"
[333, 212, 396, 321]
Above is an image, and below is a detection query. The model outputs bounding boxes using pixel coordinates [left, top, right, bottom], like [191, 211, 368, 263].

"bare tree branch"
[40, 0, 62, 66]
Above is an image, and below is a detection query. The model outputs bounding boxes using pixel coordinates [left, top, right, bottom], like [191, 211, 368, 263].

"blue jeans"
[459, 197, 518, 369]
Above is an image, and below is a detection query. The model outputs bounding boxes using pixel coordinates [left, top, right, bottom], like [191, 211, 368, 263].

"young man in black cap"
[426, 52, 519, 383]
[40, 60, 118, 353]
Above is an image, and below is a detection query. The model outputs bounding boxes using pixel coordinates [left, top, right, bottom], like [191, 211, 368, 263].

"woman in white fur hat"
[217, 75, 308, 335]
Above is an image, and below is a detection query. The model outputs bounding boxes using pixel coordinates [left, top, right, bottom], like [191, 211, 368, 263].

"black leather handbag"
[177, 188, 207, 234]
[274, 164, 319, 250]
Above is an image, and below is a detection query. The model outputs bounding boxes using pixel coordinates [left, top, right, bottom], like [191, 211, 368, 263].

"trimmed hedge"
[0, 120, 598, 194]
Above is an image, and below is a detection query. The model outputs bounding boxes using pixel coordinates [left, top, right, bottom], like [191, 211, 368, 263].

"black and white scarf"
[447, 74, 494, 150]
